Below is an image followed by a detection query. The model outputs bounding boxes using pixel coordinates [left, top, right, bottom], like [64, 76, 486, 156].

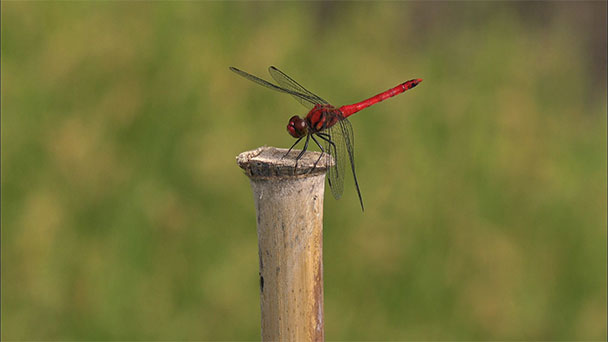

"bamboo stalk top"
[237, 146, 331, 179]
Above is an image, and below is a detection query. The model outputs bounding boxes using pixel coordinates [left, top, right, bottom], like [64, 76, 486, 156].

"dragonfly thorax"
[287, 105, 341, 138]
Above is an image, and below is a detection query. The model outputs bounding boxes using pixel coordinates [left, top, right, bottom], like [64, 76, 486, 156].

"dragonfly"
[230, 66, 422, 211]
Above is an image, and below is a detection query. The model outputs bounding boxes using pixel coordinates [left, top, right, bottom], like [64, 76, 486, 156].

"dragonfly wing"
[268, 66, 329, 108]
[230, 67, 319, 106]
[320, 117, 364, 210]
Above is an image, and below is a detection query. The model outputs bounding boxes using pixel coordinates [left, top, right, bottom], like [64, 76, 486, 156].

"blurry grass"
[2, 2, 606, 341]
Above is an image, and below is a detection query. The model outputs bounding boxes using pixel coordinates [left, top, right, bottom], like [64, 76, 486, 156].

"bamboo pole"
[237, 146, 330, 342]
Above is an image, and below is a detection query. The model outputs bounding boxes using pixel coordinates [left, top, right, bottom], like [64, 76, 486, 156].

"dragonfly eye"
[287, 115, 307, 138]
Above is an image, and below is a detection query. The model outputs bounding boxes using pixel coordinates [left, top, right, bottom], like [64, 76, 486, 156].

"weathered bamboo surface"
[237, 146, 330, 342]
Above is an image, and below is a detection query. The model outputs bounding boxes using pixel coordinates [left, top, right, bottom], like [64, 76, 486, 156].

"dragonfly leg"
[282, 136, 303, 159]
[316, 133, 337, 156]
[293, 134, 310, 173]
[309, 135, 326, 173]
[315, 133, 338, 166]
[315, 132, 335, 149]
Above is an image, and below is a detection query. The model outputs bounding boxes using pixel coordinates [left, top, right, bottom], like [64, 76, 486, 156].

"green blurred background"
[2, 2, 606, 340]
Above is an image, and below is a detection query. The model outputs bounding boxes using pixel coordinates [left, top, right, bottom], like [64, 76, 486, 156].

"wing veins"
[230, 67, 319, 105]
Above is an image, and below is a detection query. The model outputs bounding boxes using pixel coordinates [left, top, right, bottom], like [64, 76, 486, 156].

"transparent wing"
[230, 67, 320, 106]
[268, 66, 328, 109]
[321, 117, 364, 211]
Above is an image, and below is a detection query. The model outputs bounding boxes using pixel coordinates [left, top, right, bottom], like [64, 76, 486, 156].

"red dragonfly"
[230, 66, 422, 211]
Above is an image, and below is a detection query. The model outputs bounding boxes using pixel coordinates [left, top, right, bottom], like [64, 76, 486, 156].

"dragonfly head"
[287, 115, 308, 138]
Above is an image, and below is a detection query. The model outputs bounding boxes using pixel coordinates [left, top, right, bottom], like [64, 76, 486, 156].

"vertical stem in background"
[237, 146, 329, 342]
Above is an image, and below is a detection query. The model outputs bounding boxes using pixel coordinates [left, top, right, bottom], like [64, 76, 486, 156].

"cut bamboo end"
[237, 146, 327, 342]
[237, 146, 331, 178]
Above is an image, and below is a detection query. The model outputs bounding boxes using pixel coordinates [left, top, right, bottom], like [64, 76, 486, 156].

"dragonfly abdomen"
[339, 78, 422, 117]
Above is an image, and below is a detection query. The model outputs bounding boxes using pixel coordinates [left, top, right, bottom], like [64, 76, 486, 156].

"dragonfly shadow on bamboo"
[230, 66, 422, 211]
